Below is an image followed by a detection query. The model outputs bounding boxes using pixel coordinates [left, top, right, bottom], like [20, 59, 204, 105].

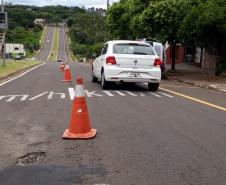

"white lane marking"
[158, 92, 174, 98]
[47, 91, 65, 100]
[150, 92, 162, 98]
[29, 91, 49, 101]
[68, 88, 75, 100]
[114, 91, 126, 96]
[102, 91, 115, 97]
[0, 63, 46, 87]
[85, 90, 103, 98]
[126, 91, 137, 96]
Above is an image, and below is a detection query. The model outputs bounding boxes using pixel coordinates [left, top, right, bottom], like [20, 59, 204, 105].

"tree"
[106, 2, 131, 39]
[137, 0, 192, 70]
[180, 0, 226, 74]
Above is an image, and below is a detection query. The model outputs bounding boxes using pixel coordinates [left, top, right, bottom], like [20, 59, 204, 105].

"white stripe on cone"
[75, 84, 85, 97]
[65, 64, 69, 70]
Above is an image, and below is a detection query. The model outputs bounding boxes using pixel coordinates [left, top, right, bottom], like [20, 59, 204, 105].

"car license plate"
[128, 72, 141, 78]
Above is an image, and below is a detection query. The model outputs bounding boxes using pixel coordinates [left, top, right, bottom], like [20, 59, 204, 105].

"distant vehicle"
[14, 53, 25, 60]
[46, 40, 50, 43]
[57, 58, 62, 63]
[137, 38, 165, 73]
[59, 29, 62, 32]
[92, 40, 162, 91]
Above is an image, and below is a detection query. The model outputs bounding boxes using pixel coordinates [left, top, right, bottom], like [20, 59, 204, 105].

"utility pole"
[107, 0, 110, 10]
[1, 0, 5, 67]
[1, 0, 4, 12]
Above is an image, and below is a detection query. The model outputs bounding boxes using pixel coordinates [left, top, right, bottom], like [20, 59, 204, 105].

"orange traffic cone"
[62, 64, 72, 82]
[62, 77, 97, 139]
[60, 62, 65, 72]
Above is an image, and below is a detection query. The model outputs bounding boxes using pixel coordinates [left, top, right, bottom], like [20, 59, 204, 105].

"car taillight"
[154, 58, 162, 67]
[106, 56, 116, 65]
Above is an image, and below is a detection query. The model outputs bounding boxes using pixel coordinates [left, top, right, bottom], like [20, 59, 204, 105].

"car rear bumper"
[104, 66, 161, 83]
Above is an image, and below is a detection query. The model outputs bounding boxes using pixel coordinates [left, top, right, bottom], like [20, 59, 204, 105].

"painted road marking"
[47, 91, 65, 100]
[0, 63, 46, 87]
[140, 93, 145, 97]
[150, 92, 162, 98]
[161, 85, 199, 88]
[114, 91, 126, 96]
[29, 91, 49, 101]
[0, 95, 29, 102]
[158, 92, 174, 98]
[85, 90, 103, 98]
[0, 90, 175, 103]
[160, 87, 226, 112]
[68, 88, 75, 100]
[102, 91, 115, 96]
[126, 91, 138, 96]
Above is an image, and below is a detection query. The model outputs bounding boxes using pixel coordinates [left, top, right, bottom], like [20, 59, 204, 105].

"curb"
[168, 77, 226, 94]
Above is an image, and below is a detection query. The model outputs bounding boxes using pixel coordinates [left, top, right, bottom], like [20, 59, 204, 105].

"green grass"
[0, 60, 41, 79]
[48, 27, 59, 61]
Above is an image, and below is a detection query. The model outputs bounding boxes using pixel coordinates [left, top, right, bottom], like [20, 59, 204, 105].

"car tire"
[91, 69, 98, 83]
[148, 83, 159, 91]
[101, 71, 109, 89]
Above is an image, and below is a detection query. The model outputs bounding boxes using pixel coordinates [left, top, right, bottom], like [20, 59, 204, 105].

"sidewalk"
[165, 63, 226, 93]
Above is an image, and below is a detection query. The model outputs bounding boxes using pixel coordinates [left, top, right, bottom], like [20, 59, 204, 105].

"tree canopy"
[106, 0, 226, 73]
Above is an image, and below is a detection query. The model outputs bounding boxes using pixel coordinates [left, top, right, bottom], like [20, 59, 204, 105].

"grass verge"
[0, 60, 41, 79]
[49, 27, 59, 61]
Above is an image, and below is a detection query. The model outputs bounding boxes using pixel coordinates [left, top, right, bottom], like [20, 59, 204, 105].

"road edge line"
[0, 63, 46, 87]
[160, 87, 226, 112]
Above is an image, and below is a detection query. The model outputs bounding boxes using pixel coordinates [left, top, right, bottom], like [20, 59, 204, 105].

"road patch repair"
[17, 152, 46, 166]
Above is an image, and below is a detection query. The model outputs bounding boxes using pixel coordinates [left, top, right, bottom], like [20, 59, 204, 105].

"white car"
[92, 40, 162, 91]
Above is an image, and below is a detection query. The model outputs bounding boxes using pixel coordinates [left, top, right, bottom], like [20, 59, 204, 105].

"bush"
[72, 42, 104, 58]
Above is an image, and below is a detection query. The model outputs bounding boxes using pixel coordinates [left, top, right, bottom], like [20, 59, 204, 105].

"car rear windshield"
[113, 43, 155, 55]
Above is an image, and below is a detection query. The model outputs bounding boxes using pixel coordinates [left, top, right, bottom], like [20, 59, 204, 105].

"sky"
[5, 0, 118, 8]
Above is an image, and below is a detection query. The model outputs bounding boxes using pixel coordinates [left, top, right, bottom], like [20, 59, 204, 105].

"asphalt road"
[0, 27, 226, 185]
[35, 26, 54, 61]
[58, 26, 71, 63]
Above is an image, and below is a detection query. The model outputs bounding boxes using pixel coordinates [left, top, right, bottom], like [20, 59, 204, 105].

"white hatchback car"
[92, 40, 162, 91]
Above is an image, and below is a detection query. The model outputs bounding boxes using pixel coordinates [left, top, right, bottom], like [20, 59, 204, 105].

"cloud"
[5, 0, 118, 8]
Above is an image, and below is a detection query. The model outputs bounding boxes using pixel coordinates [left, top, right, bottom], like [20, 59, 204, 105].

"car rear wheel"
[91, 69, 98, 83]
[101, 71, 109, 89]
[148, 83, 159, 91]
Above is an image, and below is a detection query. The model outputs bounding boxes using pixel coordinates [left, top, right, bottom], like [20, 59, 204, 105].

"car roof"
[108, 40, 151, 46]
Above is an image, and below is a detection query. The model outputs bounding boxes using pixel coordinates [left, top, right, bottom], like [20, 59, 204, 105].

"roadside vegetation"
[5, 5, 44, 56]
[68, 10, 107, 60]
[0, 60, 41, 79]
[106, 0, 226, 75]
[48, 27, 59, 61]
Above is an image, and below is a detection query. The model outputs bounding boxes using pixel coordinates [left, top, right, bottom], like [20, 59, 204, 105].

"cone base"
[62, 79, 73, 82]
[62, 129, 97, 139]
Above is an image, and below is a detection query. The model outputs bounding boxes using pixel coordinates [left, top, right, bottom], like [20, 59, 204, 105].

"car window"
[113, 43, 155, 55]
[101, 44, 108, 55]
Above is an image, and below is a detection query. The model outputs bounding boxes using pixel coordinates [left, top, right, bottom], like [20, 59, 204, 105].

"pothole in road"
[16, 152, 46, 166]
